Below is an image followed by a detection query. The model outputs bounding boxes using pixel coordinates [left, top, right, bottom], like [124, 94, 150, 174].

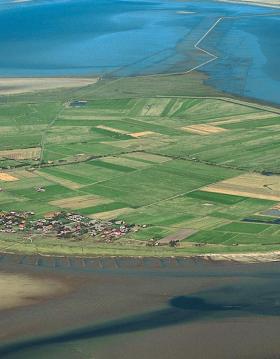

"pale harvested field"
[101, 156, 149, 169]
[9, 170, 37, 179]
[140, 98, 170, 116]
[130, 131, 155, 138]
[50, 194, 112, 209]
[179, 216, 230, 230]
[0, 173, 19, 182]
[59, 115, 111, 120]
[202, 173, 280, 201]
[0, 77, 98, 95]
[185, 99, 255, 118]
[159, 228, 197, 244]
[124, 151, 171, 163]
[95, 125, 127, 134]
[168, 99, 184, 116]
[89, 207, 134, 220]
[210, 112, 276, 125]
[104, 135, 177, 150]
[182, 124, 227, 135]
[0, 272, 67, 310]
[0, 147, 41, 160]
[36, 170, 82, 190]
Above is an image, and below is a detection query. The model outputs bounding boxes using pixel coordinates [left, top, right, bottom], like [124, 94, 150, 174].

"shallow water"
[2, 255, 280, 358]
[0, 0, 279, 104]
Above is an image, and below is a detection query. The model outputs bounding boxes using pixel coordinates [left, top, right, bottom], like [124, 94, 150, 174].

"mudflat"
[0, 77, 98, 95]
[218, 0, 280, 8]
[2, 258, 280, 358]
[0, 271, 68, 311]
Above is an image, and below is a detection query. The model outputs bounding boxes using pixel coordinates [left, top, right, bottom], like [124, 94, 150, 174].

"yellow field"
[130, 131, 155, 138]
[181, 124, 227, 135]
[101, 156, 149, 169]
[95, 125, 127, 134]
[0, 147, 41, 160]
[89, 207, 134, 220]
[210, 112, 276, 125]
[36, 170, 82, 190]
[50, 194, 112, 209]
[202, 173, 280, 201]
[0, 173, 19, 181]
[139, 98, 170, 116]
[123, 151, 171, 163]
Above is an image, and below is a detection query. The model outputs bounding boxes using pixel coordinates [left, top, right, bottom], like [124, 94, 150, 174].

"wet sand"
[0, 272, 68, 311]
[2, 255, 280, 358]
[0, 77, 98, 95]
[218, 0, 280, 8]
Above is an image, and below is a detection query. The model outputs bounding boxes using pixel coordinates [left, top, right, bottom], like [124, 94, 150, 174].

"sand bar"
[218, 0, 280, 8]
[0, 77, 99, 95]
[0, 272, 68, 310]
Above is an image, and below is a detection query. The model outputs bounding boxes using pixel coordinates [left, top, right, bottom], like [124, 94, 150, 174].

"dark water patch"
[53, 256, 71, 268]
[243, 217, 280, 225]
[0, 0, 278, 105]
[2, 284, 280, 357]
[116, 256, 144, 269]
[21, 255, 39, 266]
[3, 256, 280, 357]
[38, 256, 56, 268]
[82, 257, 101, 270]
[67, 256, 86, 269]
[203, 12, 280, 105]
[142, 257, 162, 268]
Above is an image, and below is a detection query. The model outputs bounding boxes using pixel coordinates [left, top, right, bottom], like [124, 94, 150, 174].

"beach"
[2, 257, 280, 358]
[218, 0, 280, 8]
[0, 77, 98, 95]
[0, 271, 68, 311]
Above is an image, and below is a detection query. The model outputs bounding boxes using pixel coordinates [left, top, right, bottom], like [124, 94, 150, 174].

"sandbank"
[0, 271, 68, 310]
[218, 0, 280, 8]
[0, 77, 99, 95]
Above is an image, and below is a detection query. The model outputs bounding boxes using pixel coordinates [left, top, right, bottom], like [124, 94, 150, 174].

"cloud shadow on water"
[2, 284, 280, 357]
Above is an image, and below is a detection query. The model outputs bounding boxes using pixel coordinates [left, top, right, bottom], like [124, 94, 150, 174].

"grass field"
[1, 74, 280, 257]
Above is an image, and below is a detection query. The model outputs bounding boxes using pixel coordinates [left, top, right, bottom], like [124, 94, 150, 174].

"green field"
[1, 74, 280, 257]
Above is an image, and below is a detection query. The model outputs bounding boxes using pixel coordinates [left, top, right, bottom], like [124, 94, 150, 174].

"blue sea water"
[0, 0, 279, 104]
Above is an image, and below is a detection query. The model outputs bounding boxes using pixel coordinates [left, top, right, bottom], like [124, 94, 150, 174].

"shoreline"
[2, 248, 280, 264]
[0, 74, 279, 110]
[0, 269, 70, 311]
[217, 0, 280, 8]
[0, 77, 99, 95]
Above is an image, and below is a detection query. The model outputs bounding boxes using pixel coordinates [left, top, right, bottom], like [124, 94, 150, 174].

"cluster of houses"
[0, 211, 136, 241]
[0, 211, 34, 233]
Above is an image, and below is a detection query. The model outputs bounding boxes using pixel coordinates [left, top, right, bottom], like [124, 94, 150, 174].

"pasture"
[1, 78, 280, 256]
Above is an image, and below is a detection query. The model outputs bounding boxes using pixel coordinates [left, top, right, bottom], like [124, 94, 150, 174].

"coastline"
[2, 248, 280, 264]
[0, 77, 99, 95]
[2, 253, 280, 358]
[217, 0, 280, 8]
[0, 271, 69, 311]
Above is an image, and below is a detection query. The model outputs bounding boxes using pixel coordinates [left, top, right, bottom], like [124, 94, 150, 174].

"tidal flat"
[0, 0, 279, 105]
[2, 256, 280, 358]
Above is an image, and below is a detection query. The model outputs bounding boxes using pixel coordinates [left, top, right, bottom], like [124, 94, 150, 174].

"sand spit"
[0, 77, 99, 95]
[218, 0, 280, 8]
[0, 272, 68, 310]
[2, 249, 280, 267]
[199, 251, 280, 263]
[176, 10, 195, 14]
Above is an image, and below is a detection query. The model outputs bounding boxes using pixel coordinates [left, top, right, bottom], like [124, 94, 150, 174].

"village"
[0, 210, 137, 242]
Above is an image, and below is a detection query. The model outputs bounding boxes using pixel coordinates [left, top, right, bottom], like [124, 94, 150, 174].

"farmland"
[1, 75, 280, 258]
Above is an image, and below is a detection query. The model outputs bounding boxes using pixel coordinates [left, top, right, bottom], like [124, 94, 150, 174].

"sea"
[2, 255, 280, 358]
[0, 0, 279, 104]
